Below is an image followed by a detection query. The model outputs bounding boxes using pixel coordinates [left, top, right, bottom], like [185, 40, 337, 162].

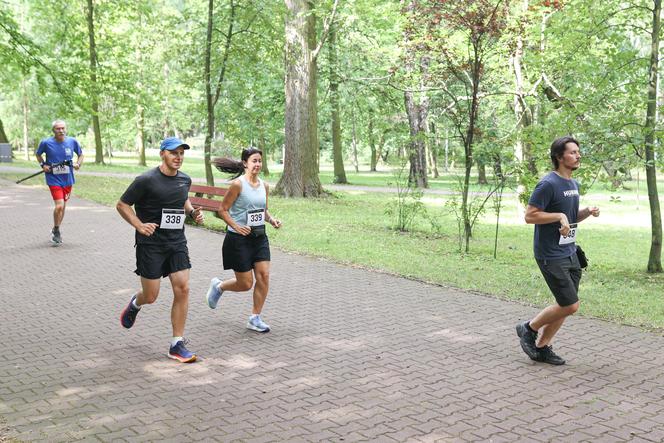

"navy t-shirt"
[528, 172, 580, 260]
[120, 167, 192, 245]
[35, 136, 83, 187]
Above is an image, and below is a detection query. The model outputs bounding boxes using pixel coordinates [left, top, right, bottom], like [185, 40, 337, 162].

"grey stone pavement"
[2, 178, 664, 443]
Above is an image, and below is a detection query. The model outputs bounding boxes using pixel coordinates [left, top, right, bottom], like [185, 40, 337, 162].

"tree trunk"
[602, 161, 623, 189]
[86, 0, 104, 164]
[404, 86, 429, 188]
[351, 109, 359, 173]
[22, 74, 30, 160]
[135, 29, 146, 167]
[403, 1, 428, 188]
[204, 0, 216, 186]
[493, 155, 503, 180]
[477, 160, 487, 184]
[259, 123, 269, 176]
[136, 106, 146, 166]
[461, 48, 482, 252]
[368, 114, 377, 172]
[204, 0, 236, 186]
[512, 0, 531, 219]
[0, 117, 8, 143]
[275, 0, 323, 197]
[646, 0, 663, 272]
[428, 121, 439, 178]
[329, 21, 347, 183]
[444, 128, 449, 171]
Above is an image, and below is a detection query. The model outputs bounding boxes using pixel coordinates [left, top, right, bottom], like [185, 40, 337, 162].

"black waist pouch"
[250, 225, 266, 238]
[576, 245, 588, 269]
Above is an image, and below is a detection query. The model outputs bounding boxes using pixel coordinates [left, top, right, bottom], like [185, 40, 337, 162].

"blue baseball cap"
[160, 137, 190, 151]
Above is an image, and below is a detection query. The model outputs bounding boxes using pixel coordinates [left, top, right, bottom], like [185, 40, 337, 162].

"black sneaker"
[120, 295, 140, 329]
[51, 227, 62, 245]
[535, 346, 566, 365]
[516, 321, 538, 360]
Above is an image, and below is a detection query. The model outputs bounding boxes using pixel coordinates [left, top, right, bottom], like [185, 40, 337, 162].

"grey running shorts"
[536, 254, 582, 307]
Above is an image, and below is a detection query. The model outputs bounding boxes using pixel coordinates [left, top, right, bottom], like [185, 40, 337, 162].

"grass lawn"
[2, 163, 663, 330]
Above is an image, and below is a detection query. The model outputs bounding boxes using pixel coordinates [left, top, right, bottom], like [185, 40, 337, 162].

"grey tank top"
[228, 176, 266, 233]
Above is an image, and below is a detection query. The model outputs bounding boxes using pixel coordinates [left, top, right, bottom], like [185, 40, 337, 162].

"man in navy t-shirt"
[516, 136, 600, 365]
[35, 120, 84, 245]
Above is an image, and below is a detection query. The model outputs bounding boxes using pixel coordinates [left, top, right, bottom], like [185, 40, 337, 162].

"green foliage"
[384, 161, 426, 232]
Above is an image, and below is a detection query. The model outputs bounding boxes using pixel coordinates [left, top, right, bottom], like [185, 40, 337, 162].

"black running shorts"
[536, 254, 582, 307]
[135, 242, 191, 279]
[222, 231, 270, 273]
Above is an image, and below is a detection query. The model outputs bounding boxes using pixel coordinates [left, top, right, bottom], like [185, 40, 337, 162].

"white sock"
[171, 337, 183, 347]
[131, 297, 141, 310]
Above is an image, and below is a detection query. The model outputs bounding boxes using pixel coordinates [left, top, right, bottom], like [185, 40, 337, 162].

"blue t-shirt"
[528, 171, 580, 260]
[35, 136, 83, 187]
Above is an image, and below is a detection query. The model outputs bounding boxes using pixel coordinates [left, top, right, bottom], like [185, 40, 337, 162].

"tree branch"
[312, 0, 339, 61]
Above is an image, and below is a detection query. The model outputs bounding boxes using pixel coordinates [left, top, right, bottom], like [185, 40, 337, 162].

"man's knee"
[255, 269, 270, 286]
[562, 301, 579, 315]
[141, 290, 159, 305]
[173, 282, 190, 298]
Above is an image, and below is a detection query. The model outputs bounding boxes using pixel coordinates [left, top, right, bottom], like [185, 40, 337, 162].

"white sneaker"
[206, 277, 223, 309]
[247, 315, 270, 333]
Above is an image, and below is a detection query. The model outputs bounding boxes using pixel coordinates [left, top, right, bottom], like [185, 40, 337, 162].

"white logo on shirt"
[563, 190, 579, 197]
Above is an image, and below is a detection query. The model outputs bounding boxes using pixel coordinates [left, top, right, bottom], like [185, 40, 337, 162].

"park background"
[1, 0, 663, 329]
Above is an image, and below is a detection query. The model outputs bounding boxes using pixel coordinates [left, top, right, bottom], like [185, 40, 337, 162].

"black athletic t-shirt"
[528, 171, 580, 260]
[120, 167, 192, 245]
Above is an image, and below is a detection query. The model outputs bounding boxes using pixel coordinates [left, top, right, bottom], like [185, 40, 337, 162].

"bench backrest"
[189, 184, 227, 212]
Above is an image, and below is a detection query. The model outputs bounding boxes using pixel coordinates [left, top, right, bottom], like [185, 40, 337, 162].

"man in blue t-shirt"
[516, 136, 600, 365]
[35, 119, 84, 245]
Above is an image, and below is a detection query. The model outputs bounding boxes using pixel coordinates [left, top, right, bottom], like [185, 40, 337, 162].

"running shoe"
[51, 227, 62, 245]
[168, 339, 197, 363]
[120, 295, 140, 329]
[534, 345, 566, 365]
[206, 277, 223, 309]
[516, 321, 538, 360]
[247, 315, 270, 333]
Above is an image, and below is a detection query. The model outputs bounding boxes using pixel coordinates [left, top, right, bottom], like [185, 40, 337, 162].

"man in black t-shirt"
[117, 137, 204, 363]
[516, 136, 599, 365]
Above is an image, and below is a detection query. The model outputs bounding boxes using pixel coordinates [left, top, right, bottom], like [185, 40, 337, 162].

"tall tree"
[85, 0, 103, 163]
[204, 0, 237, 186]
[328, 18, 347, 183]
[402, 0, 429, 188]
[408, 0, 511, 251]
[276, 0, 338, 197]
[645, 0, 662, 272]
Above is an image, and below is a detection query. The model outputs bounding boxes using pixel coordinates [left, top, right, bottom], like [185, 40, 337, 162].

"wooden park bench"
[189, 183, 227, 215]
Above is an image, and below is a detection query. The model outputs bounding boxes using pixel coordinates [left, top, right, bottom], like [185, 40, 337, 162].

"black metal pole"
[15, 170, 45, 184]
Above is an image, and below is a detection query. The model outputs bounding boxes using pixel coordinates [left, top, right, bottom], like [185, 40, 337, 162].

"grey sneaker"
[247, 315, 270, 333]
[516, 321, 538, 360]
[206, 277, 223, 309]
[51, 227, 62, 245]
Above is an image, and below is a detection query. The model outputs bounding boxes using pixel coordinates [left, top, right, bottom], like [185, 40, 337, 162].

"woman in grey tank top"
[204, 148, 282, 333]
